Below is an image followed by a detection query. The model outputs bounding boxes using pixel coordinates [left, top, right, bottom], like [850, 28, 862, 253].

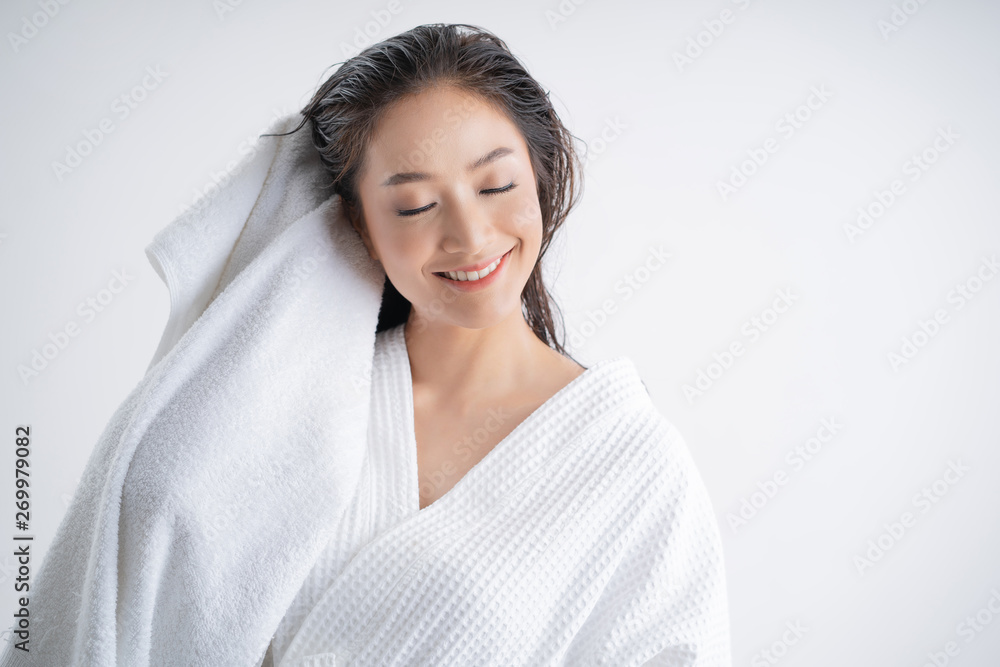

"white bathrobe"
[270, 324, 731, 667]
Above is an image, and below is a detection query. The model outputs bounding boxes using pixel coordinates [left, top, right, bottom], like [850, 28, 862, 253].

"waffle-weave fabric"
[271, 323, 731, 667]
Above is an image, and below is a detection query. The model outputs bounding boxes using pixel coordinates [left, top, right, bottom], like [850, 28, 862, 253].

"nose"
[439, 196, 495, 256]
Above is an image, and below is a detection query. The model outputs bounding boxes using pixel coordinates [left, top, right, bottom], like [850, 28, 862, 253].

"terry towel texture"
[0, 111, 385, 666]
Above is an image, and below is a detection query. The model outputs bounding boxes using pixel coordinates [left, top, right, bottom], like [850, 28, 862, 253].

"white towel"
[0, 111, 386, 666]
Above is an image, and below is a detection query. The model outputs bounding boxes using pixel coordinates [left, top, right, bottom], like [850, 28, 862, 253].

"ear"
[357, 223, 379, 263]
[345, 201, 379, 262]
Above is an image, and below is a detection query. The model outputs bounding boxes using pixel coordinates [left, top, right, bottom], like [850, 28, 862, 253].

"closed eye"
[395, 181, 518, 217]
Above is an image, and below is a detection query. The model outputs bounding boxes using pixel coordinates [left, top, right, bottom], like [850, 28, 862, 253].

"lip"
[435, 249, 511, 274]
[434, 247, 512, 292]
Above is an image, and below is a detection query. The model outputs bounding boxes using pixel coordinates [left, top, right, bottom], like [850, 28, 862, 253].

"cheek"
[372, 226, 431, 278]
[506, 189, 543, 238]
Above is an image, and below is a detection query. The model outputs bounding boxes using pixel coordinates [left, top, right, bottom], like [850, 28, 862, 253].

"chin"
[413, 292, 524, 332]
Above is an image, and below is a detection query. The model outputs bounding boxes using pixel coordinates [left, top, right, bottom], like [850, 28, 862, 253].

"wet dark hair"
[265, 23, 584, 357]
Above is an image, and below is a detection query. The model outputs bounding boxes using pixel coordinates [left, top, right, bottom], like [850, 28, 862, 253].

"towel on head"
[0, 111, 386, 667]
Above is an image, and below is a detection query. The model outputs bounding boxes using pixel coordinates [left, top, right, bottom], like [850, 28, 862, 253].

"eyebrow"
[380, 146, 514, 187]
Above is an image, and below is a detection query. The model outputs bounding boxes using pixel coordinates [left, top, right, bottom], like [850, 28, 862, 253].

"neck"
[402, 309, 548, 413]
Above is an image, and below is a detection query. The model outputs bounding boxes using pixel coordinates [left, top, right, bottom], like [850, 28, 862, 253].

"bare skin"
[351, 84, 585, 509]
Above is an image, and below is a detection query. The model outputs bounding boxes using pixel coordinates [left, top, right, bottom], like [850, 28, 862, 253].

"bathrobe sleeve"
[562, 428, 731, 666]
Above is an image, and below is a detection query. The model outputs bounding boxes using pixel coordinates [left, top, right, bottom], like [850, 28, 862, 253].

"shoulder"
[577, 354, 681, 458]
[580, 359, 714, 514]
[562, 371, 731, 662]
[609, 398, 726, 597]
[568, 355, 708, 493]
[631, 401, 712, 511]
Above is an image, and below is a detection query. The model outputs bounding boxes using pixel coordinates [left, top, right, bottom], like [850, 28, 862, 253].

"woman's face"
[353, 84, 543, 331]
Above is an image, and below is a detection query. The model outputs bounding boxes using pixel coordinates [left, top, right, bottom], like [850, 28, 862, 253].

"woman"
[264, 23, 731, 667]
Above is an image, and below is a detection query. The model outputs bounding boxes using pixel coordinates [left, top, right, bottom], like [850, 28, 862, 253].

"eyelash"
[395, 181, 518, 217]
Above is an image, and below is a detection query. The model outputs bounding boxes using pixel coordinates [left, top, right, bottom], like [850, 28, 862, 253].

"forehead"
[365, 85, 524, 176]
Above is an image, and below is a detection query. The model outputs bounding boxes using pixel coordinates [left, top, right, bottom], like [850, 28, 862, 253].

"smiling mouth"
[434, 248, 512, 282]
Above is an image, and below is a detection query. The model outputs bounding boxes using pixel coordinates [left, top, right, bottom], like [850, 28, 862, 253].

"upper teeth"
[444, 254, 504, 282]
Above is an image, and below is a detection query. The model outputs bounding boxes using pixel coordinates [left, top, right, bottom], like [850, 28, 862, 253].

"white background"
[2, 0, 999, 665]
